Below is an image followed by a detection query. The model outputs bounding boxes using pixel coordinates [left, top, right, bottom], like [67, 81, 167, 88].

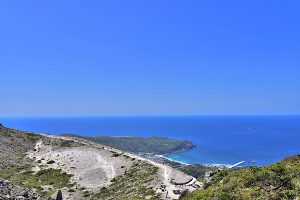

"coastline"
[3, 116, 300, 167]
[153, 142, 197, 167]
[158, 153, 232, 169]
[157, 154, 190, 165]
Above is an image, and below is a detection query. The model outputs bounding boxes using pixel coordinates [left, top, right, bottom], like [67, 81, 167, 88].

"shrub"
[47, 160, 55, 164]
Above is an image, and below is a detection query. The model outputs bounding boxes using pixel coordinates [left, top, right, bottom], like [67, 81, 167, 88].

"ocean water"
[1, 116, 300, 166]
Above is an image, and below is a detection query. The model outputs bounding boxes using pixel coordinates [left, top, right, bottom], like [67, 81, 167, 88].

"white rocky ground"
[27, 134, 200, 200]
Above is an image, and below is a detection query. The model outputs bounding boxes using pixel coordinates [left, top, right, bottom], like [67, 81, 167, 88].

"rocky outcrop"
[55, 190, 62, 200]
[0, 179, 52, 200]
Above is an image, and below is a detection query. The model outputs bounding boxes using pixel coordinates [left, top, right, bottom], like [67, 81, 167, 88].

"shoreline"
[159, 154, 231, 168]
[39, 131, 232, 168]
[157, 155, 190, 166]
[28, 128, 229, 169]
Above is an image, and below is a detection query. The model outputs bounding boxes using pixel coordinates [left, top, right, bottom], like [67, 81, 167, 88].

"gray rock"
[56, 190, 63, 200]
[0, 179, 53, 200]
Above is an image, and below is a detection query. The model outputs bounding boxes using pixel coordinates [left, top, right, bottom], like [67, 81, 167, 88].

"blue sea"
[1, 116, 300, 166]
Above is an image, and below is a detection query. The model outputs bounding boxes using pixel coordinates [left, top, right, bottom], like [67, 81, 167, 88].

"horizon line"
[1, 114, 300, 118]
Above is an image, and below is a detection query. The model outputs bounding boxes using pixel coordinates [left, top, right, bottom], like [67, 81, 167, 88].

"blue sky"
[1, 0, 300, 116]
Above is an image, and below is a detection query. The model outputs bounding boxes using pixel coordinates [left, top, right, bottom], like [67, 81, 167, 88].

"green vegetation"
[179, 164, 217, 181]
[64, 134, 195, 154]
[0, 164, 73, 193]
[59, 140, 74, 148]
[83, 190, 91, 197]
[4, 123, 300, 200]
[91, 161, 159, 200]
[112, 152, 121, 157]
[0, 124, 74, 198]
[47, 160, 55, 164]
[183, 155, 300, 200]
[25, 132, 40, 142]
[0, 125, 39, 170]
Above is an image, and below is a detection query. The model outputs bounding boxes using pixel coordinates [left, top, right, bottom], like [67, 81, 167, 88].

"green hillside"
[178, 164, 217, 181]
[183, 155, 300, 200]
[0, 124, 75, 199]
[63, 134, 195, 155]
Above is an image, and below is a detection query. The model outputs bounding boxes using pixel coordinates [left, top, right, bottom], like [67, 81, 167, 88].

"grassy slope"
[6, 124, 300, 200]
[0, 125, 39, 169]
[1, 125, 160, 199]
[183, 155, 300, 200]
[0, 125, 74, 197]
[64, 134, 195, 155]
[91, 160, 159, 200]
[178, 164, 217, 182]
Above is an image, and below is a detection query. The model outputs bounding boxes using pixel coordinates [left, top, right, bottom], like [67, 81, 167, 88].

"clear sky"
[1, 0, 300, 116]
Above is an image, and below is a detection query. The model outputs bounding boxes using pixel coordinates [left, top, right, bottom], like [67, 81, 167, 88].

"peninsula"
[63, 134, 195, 155]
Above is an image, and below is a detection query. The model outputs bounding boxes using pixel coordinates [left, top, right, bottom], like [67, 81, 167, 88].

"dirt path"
[27, 138, 118, 191]
[119, 151, 199, 199]
[29, 134, 199, 200]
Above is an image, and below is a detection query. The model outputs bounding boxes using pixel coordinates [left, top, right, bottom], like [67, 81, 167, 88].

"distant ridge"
[62, 134, 196, 155]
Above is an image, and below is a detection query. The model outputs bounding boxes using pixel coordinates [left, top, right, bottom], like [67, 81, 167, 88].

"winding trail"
[29, 134, 199, 200]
